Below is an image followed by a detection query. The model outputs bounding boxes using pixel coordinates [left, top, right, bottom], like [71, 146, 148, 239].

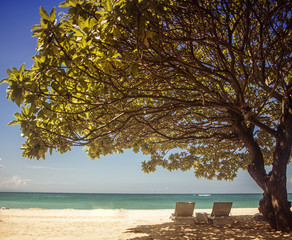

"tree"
[1, 0, 292, 231]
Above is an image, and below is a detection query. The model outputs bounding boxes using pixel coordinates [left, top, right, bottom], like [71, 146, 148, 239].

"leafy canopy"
[1, 0, 291, 181]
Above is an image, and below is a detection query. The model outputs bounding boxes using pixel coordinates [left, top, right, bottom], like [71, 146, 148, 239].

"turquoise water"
[0, 192, 291, 209]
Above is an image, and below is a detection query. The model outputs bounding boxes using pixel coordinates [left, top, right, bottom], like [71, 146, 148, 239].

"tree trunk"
[233, 102, 292, 232]
[259, 182, 292, 232]
[248, 141, 292, 232]
[251, 93, 292, 232]
[259, 111, 292, 232]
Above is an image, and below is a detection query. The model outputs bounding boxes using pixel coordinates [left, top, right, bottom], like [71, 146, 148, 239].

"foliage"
[1, 0, 291, 181]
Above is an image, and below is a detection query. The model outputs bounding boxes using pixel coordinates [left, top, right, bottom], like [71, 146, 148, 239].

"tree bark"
[233, 107, 292, 232]
[262, 95, 292, 232]
[258, 134, 292, 232]
[247, 143, 292, 232]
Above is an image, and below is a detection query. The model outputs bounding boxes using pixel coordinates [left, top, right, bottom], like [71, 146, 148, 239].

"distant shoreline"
[1, 192, 292, 210]
[0, 191, 271, 194]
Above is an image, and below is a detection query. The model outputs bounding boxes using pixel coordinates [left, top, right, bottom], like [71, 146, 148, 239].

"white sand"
[1, 208, 291, 239]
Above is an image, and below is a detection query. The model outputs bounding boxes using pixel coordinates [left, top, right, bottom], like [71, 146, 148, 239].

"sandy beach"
[1, 208, 291, 240]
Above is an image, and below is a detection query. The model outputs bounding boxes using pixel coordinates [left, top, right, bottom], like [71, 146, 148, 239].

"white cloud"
[11, 176, 32, 185]
[26, 165, 87, 171]
[33, 180, 73, 186]
[8, 175, 31, 186]
[27, 166, 46, 169]
[0, 158, 4, 168]
[288, 178, 292, 184]
[0, 175, 32, 190]
[0, 173, 76, 191]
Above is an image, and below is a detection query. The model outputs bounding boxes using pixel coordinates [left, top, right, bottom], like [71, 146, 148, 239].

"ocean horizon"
[1, 192, 292, 210]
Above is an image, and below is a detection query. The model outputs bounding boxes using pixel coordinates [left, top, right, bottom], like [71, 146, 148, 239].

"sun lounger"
[170, 202, 196, 225]
[207, 202, 233, 225]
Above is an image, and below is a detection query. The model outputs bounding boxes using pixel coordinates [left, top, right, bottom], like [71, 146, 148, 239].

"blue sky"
[0, 0, 291, 194]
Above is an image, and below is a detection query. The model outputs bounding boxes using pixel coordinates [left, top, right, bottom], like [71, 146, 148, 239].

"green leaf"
[49, 8, 56, 22]
[59, 1, 71, 8]
[12, 88, 24, 107]
[14, 112, 25, 120]
[8, 120, 20, 126]
[105, 0, 112, 12]
[0, 77, 10, 84]
[19, 64, 25, 75]
[31, 24, 42, 31]
[39, 7, 50, 21]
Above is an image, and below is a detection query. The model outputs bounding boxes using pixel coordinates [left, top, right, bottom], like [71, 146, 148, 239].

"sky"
[0, 0, 291, 194]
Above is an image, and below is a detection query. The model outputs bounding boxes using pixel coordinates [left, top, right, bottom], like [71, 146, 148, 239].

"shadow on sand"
[126, 216, 292, 239]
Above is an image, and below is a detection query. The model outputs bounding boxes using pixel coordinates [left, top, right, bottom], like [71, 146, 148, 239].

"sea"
[1, 192, 291, 210]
